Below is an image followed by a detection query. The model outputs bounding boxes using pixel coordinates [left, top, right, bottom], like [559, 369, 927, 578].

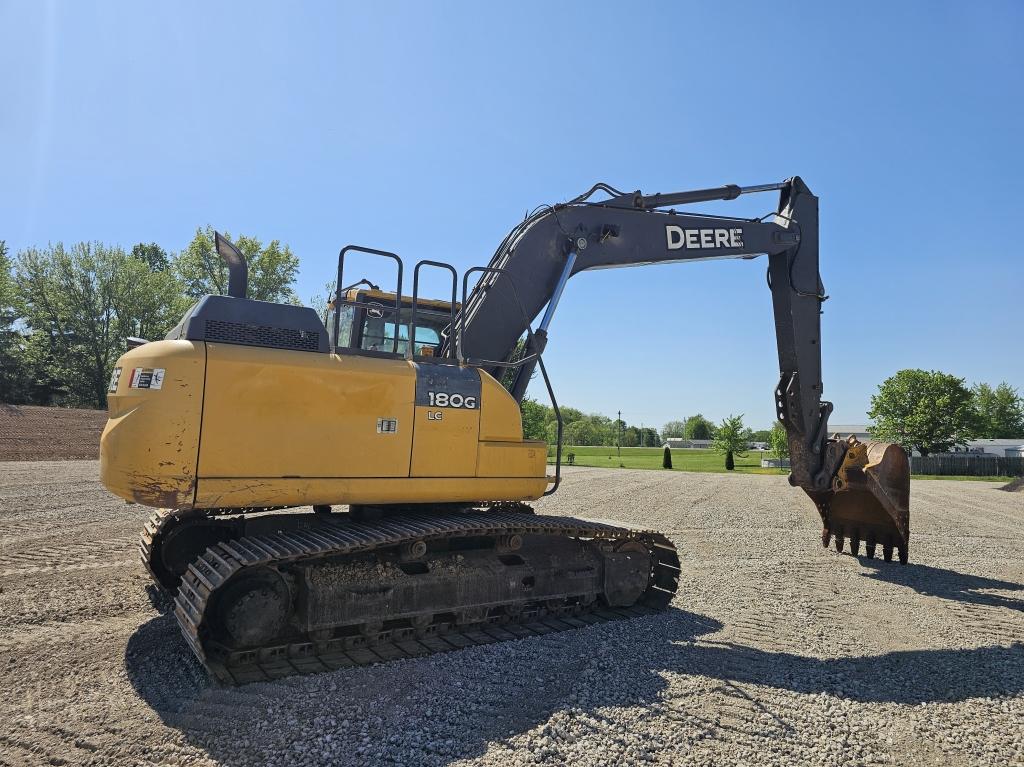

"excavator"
[100, 177, 910, 683]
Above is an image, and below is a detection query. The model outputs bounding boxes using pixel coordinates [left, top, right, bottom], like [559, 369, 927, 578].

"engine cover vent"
[204, 319, 321, 352]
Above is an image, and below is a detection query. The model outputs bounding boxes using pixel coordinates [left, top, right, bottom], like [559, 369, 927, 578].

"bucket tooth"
[821, 527, 831, 548]
[898, 544, 909, 565]
[883, 543, 893, 562]
[865, 535, 877, 559]
[834, 528, 845, 553]
[849, 532, 861, 557]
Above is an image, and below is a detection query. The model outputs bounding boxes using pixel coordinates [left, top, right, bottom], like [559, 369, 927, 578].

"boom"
[455, 178, 831, 489]
[455, 178, 908, 555]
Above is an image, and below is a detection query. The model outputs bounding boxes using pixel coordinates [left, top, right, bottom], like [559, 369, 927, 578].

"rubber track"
[173, 511, 680, 684]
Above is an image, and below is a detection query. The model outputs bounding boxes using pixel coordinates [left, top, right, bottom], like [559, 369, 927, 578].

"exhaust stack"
[215, 232, 248, 299]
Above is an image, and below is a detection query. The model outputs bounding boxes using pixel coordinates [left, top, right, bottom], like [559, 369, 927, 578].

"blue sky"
[2, 1, 1021, 429]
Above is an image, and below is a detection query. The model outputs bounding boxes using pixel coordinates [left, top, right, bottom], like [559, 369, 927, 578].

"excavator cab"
[326, 287, 457, 358]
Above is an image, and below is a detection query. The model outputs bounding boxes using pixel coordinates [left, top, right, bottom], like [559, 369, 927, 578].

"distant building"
[662, 438, 714, 450]
[663, 438, 768, 450]
[949, 439, 1024, 458]
[734, 421, 1024, 457]
[829, 424, 872, 441]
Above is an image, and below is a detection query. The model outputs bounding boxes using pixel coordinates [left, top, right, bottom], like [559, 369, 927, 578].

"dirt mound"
[1000, 477, 1024, 492]
[0, 404, 106, 460]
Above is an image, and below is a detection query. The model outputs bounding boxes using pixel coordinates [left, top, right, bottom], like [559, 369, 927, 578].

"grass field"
[547, 445, 1012, 481]
[548, 446, 782, 475]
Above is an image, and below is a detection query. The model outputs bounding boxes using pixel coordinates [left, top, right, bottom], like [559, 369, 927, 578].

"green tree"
[520, 397, 551, 441]
[545, 406, 585, 445]
[661, 420, 687, 440]
[15, 242, 188, 407]
[712, 413, 750, 470]
[685, 414, 716, 440]
[174, 226, 299, 303]
[309, 279, 337, 325]
[565, 418, 600, 447]
[639, 427, 660, 447]
[584, 413, 616, 446]
[559, 406, 584, 425]
[768, 422, 789, 460]
[972, 382, 1024, 438]
[622, 426, 641, 448]
[749, 429, 772, 443]
[611, 417, 626, 448]
[868, 369, 978, 456]
[662, 445, 672, 469]
[131, 242, 170, 271]
[19, 332, 65, 404]
[0, 240, 31, 403]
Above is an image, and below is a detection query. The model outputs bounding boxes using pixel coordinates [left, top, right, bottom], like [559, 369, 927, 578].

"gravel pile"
[1, 462, 1022, 766]
[1001, 477, 1024, 493]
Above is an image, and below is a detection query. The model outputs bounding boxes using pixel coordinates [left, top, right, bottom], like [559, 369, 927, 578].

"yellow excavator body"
[98, 180, 914, 683]
[101, 339, 549, 511]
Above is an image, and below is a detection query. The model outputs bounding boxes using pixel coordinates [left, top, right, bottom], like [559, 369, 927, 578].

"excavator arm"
[454, 177, 910, 562]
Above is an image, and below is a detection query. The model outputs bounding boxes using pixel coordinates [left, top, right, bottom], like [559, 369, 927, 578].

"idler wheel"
[216, 568, 291, 649]
[602, 540, 652, 607]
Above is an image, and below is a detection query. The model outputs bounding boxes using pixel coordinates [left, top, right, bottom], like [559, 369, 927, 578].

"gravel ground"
[1, 461, 1022, 767]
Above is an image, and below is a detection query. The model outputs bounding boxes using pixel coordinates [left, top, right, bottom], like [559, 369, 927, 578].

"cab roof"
[344, 287, 459, 311]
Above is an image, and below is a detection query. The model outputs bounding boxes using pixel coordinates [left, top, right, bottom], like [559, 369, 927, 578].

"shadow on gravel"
[125, 613, 210, 713]
[859, 561, 1024, 611]
[672, 638, 1024, 705]
[125, 606, 1024, 766]
[145, 583, 175, 615]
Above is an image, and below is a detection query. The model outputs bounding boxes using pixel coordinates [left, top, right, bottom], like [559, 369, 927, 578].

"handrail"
[335, 245, 403, 355]
[459, 265, 563, 495]
[409, 260, 458, 360]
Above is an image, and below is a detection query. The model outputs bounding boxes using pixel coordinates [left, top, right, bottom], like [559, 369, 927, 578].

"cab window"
[361, 309, 448, 356]
[326, 304, 355, 349]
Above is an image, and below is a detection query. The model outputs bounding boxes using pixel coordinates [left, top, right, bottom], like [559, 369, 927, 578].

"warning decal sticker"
[129, 367, 165, 390]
